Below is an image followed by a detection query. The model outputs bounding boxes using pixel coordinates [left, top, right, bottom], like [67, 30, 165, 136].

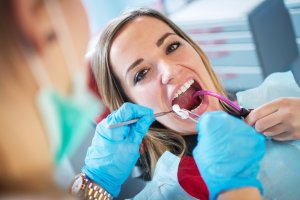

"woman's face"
[110, 16, 221, 134]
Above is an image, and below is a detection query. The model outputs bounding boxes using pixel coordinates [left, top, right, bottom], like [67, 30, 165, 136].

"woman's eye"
[166, 41, 181, 54]
[134, 68, 149, 84]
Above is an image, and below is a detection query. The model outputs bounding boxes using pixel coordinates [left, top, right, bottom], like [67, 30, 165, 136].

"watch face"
[71, 175, 83, 194]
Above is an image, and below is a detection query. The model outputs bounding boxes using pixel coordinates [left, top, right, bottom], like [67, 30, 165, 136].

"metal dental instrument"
[108, 110, 173, 129]
[180, 109, 198, 123]
[172, 104, 198, 123]
[181, 108, 200, 121]
[109, 90, 249, 128]
[193, 90, 251, 118]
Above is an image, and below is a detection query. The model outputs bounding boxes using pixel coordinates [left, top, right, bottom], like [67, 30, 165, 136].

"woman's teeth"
[173, 80, 194, 100]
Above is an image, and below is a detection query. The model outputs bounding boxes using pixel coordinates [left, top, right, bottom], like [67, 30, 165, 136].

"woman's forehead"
[110, 16, 174, 65]
[129, 16, 168, 28]
[115, 16, 172, 42]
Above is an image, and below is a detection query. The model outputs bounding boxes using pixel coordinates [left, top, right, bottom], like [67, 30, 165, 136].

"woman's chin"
[171, 118, 198, 135]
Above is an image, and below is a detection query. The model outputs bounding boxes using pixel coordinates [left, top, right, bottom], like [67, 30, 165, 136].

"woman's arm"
[218, 187, 262, 200]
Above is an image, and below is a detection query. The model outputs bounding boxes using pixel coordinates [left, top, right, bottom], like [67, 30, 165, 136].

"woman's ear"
[12, 0, 56, 53]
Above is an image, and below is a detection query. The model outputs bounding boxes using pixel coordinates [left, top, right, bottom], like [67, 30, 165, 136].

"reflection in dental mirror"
[172, 104, 189, 119]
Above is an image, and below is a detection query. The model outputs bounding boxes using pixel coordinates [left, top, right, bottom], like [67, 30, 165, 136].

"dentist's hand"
[193, 111, 265, 200]
[245, 97, 300, 141]
[82, 103, 155, 197]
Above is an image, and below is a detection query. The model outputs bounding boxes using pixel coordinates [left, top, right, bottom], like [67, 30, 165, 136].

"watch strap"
[71, 173, 112, 200]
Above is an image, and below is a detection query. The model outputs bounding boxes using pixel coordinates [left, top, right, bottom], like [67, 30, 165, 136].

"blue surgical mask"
[24, 0, 104, 165]
[36, 71, 102, 164]
[24, 51, 102, 188]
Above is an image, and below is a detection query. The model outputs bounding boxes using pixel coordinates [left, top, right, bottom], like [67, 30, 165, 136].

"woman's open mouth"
[171, 79, 203, 111]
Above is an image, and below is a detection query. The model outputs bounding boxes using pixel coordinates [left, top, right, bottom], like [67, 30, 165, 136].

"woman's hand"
[193, 111, 265, 200]
[245, 97, 300, 141]
[82, 102, 154, 197]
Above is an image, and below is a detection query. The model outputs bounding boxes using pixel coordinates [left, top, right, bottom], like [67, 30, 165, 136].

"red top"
[177, 155, 209, 200]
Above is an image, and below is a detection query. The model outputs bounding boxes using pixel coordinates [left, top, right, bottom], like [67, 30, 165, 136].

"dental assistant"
[0, 0, 100, 195]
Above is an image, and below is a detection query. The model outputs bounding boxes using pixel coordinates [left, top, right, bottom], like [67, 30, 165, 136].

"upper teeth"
[173, 80, 194, 100]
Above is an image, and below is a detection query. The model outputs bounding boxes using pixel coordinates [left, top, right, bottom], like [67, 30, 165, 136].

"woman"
[0, 0, 100, 195]
[82, 8, 300, 200]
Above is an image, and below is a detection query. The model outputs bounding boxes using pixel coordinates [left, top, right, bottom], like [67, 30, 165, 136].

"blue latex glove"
[82, 102, 155, 197]
[193, 111, 265, 200]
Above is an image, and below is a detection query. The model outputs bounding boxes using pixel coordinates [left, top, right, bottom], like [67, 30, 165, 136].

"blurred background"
[83, 0, 300, 93]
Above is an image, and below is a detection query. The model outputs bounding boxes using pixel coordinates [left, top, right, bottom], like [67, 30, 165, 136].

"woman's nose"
[159, 60, 182, 85]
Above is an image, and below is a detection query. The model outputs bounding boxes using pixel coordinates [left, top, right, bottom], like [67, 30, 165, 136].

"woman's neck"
[183, 134, 198, 156]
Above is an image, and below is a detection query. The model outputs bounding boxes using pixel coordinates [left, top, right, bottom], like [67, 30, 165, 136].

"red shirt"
[178, 155, 209, 200]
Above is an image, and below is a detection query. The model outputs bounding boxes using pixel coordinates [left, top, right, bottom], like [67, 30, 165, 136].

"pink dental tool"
[193, 90, 251, 118]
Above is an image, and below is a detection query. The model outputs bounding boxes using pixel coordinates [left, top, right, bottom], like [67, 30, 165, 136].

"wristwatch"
[70, 173, 112, 200]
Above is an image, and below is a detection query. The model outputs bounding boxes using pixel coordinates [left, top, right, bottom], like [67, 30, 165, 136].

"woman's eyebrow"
[126, 58, 144, 78]
[125, 32, 175, 79]
[156, 32, 176, 47]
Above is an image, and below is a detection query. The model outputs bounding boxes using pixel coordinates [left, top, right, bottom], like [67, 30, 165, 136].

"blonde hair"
[92, 8, 231, 178]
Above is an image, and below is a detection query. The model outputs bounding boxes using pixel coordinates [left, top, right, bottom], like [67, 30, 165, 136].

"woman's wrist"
[70, 173, 113, 200]
[218, 187, 263, 200]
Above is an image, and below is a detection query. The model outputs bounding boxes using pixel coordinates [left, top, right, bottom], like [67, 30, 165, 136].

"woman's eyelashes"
[132, 41, 181, 85]
[134, 68, 149, 84]
[166, 41, 181, 54]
